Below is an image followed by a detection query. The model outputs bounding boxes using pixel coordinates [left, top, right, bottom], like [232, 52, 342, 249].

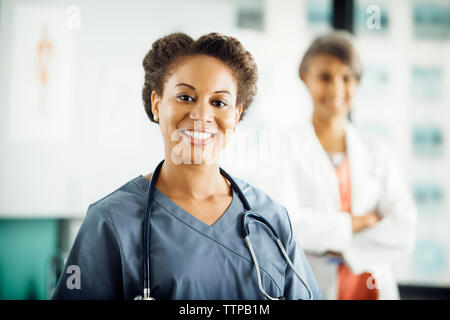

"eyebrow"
[175, 83, 195, 90]
[175, 83, 232, 96]
[214, 90, 232, 96]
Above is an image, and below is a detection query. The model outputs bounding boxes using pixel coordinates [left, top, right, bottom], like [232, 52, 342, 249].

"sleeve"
[281, 207, 324, 300]
[287, 206, 352, 255]
[344, 145, 418, 273]
[51, 204, 124, 300]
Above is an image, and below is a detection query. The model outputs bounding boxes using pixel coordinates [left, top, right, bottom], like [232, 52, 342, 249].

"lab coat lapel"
[305, 123, 341, 211]
[300, 121, 374, 215]
[345, 122, 374, 215]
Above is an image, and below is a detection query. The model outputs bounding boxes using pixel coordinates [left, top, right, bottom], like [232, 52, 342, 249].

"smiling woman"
[51, 32, 323, 300]
[152, 54, 240, 166]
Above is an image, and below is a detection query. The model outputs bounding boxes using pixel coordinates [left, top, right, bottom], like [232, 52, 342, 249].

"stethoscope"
[134, 160, 313, 300]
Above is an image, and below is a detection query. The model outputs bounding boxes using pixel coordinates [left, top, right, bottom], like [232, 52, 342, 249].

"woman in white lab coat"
[268, 31, 417, 299]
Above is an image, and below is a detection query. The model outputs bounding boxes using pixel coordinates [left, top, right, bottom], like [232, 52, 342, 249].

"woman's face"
[301, 54, 358, 120]
[152, 54, 242, 165]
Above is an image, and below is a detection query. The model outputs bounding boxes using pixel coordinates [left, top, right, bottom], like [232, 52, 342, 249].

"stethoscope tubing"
[143, 160, 164, 299]
[140, 159, 313, 300]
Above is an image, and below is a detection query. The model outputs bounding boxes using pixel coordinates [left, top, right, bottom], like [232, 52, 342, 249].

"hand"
[325, 250, 343, 258]
[351, 212, 381, 233]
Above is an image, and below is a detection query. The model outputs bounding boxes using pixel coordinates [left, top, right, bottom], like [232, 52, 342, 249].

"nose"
[189, 98, 214, 123]
[327, 76, 345, 97]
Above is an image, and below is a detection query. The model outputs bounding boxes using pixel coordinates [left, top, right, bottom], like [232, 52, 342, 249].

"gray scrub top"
[51, 174, 323, 300]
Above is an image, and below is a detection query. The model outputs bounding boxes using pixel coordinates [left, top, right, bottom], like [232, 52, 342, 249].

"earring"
[154, 114, 158, 122]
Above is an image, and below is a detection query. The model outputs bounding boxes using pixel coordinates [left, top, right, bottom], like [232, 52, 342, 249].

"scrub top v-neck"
[149, 180, 243, 232]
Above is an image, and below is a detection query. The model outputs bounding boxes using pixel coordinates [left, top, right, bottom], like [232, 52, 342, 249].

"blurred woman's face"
[151, 54, 242, 165]
[301, 54, 358, 120]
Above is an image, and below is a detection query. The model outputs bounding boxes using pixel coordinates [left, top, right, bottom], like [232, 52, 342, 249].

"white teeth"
[183, 130, 212, 140]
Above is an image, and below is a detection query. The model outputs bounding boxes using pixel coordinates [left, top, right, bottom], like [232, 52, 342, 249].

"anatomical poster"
[8, 3, 76, 143]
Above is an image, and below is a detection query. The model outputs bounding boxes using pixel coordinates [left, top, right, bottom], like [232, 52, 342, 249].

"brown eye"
[211, 100, 227, 108]
[320, 73, 331, 82]
[177, 94, 195, 102]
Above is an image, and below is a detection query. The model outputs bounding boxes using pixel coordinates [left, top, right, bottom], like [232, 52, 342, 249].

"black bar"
[399, 285, 450, 300]
[332, 0, 354, 33]
[2, 300, 450, 318]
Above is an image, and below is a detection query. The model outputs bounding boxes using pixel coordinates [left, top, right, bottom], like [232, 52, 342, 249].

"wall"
[0, 219, 58, 299]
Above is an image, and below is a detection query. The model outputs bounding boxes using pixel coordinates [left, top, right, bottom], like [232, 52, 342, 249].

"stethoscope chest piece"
[133, 295, 155, 300]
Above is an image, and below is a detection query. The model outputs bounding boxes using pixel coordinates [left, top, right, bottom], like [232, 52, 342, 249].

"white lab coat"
[261, 121, 417, 299]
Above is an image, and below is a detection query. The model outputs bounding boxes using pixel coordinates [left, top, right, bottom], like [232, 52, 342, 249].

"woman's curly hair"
[142, 32, 258, 123]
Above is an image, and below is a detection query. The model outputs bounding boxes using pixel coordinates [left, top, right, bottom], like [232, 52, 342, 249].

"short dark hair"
[142, 32, 258, 123]
[299, 31, 363, 81]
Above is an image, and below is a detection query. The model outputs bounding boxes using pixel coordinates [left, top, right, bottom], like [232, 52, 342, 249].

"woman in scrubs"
[265, 31, 417, 299]
[51, 33, 322, 300]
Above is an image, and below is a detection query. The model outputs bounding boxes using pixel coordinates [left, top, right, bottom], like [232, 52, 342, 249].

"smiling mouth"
[181, 129, 216, 146]
[323, 98, 344, 106]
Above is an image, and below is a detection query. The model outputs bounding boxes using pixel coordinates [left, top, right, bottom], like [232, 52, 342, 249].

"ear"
[300, 71, 306, 83]
[234, 104, 243, 131]
[300, 71, 312, 92]
[151, 91, 160, 121]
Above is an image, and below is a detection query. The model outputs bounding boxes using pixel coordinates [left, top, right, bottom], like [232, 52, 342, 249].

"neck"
[156, 158, 229, 200]
[312, 111, 347, 153]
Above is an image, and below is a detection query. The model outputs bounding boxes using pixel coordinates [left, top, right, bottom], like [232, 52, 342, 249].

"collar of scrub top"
[139, 159, 313, 300]
[141, 159, 251, 300]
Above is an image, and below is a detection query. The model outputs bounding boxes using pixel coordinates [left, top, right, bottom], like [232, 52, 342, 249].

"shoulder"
[282, 122, 315, 143]
[231, 175, 293, 242]
[234, 177, 285, 210]
[348, 124, 394, 162]
[359, 130, 391, 152]
[86, 176, 147, 222]
[275, 122, 318, 168]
